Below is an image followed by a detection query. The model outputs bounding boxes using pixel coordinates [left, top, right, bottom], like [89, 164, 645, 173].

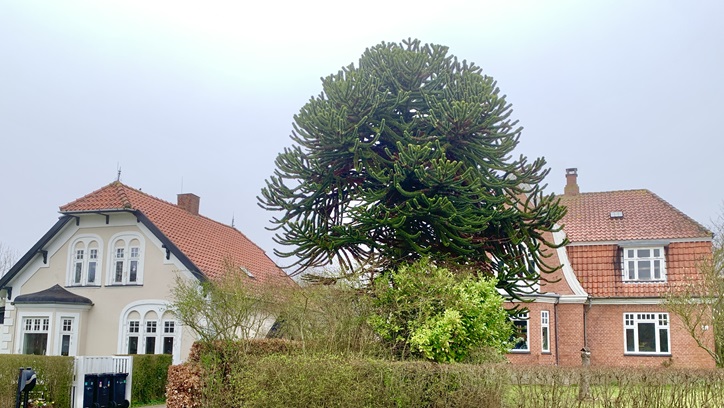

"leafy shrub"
[131, 354, 172, 405]
[0, 355, 73, 408]
[369, 259, 513, 362]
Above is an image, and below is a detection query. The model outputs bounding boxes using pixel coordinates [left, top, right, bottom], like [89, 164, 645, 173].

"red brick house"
[507, 169, 715, 368]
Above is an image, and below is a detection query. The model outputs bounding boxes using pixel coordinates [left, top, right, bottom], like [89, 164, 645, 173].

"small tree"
[0, 242, 16, 277]
[368, 258, 513, 362]
[168, 262, 278, 345]
[665, 210, 724, 366]
[274, 277, 383, 356]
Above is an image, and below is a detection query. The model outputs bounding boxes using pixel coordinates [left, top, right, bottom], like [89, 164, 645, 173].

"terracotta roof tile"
[559, 190, 711, 243]
[60, 182, 293, 286]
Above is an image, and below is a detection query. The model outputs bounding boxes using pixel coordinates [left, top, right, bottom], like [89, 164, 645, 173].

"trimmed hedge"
[131, 354, 172, 405]
[168, 339, 724, 408]
[168, 340, 504, 408]
[0, 355, 73, 408]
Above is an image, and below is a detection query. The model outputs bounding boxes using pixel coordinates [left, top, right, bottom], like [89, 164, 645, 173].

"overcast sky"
[1, 0, 722, 268]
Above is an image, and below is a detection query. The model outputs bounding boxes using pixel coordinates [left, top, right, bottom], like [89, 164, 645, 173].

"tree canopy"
[259, 39, 566, 298]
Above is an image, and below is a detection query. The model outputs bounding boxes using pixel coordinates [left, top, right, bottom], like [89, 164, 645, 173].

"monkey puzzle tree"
[259, 39, 566, 298]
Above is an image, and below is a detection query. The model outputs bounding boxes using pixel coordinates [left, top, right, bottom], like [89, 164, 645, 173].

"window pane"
[638, 323, 656, 352]
[638, 261, 651, 280]
[627, 249, 634, 258]
[145, 337, 156, 354]
[163, 337, 174, 355]
[129, 261, 138, 282]
[115, 261, 124, 282]
[74, 263, 83, 283]
[659, 329, 669, 353]
[653, 248, 660, 257]
[61, 334, 71, 356]
[638, 249, 650, 258]
[628, 261, 635, 279]
[542, 327, 549, 352]
[23, 333, 48, 355]
[88, 262, 96, 283]
[128, 337, 138, 354]
[654, 260, 661, 279]
[512, 320, 528, 350]
[626, 329, 635, 352]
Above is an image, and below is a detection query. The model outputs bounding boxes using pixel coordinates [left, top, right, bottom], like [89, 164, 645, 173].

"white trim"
[117, 300, 182, 364]
[107, 232, 146, 285]
[540, 310, 550, 353]
[66, 234, 104, 287]
[509, 312, 530, 353]
[623, 312, 671, 355]
[15, 311, 53, 355]
[556, 295, 589, 304]
[552, 228, 588, 296]
[591, 297, 664, 305]
[54, 313, 80, 356]
[567, 237, 711, 247]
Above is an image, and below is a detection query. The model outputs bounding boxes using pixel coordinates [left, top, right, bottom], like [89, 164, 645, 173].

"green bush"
[131, 354, 172, 405]
[0, 355, 73, 408]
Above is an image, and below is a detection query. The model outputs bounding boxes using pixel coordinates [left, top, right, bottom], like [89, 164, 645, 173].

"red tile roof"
[559, 189, 711, 243]
[60, 182, 293, 286]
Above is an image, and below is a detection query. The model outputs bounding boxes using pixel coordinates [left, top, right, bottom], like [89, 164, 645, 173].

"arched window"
[67, 236, 102, 286]
[108, 234, 144, 285]
[120, 301, 180, 363]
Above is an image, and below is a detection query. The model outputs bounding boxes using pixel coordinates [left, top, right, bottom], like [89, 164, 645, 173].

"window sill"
[66, 284, 102, 288]
[508, 350, 531, 354]
[622, 281, 667, 284]
[624, 353, 671, 357]
[541, 351, 552, 355]
[105, 283, 144, 287]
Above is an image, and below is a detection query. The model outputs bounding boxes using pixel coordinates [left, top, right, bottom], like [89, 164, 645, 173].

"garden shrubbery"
[131, 354, 172, 405]
[0, 355, 73, 408]
[168, 339, 724, 408]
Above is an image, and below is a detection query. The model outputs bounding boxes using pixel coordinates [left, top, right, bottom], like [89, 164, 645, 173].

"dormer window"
[623, 247, 666, 282]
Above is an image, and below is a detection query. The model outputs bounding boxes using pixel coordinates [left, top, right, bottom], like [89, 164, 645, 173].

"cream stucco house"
[0, 181, 294, 363]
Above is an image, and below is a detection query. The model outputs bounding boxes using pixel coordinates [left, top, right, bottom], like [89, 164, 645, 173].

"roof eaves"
[0, 216, 74, 291]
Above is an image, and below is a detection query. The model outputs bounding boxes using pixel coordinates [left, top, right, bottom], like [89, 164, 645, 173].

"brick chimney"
[564, 168, 579, 196]
[177, 193, 200, 215]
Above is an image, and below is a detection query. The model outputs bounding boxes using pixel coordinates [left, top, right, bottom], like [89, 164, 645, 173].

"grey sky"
[1, 0, 722, 269]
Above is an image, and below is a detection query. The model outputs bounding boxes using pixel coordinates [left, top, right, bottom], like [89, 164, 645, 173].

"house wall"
[3, 213, 199, 363]
[585, 303, 715, 368]
[568, 241, 712, 297]
[505, 300, 577, 366]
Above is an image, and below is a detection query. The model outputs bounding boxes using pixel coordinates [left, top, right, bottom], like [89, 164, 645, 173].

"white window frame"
[622, 247, 666, 282]
[541, 310, 550, 353]
[67, 236, 103, 287]
[119, 301, 181, 363]
[55, 314, 79, 356]
[108, 233, 145, 285]
[510, 312, 529, 352]
[18, 315, 52, 355]
[623, 312, 670, 355]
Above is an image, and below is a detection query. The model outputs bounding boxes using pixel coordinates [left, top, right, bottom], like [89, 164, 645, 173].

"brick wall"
[505, 302, 583, 366]
[586, 304, 715, 368]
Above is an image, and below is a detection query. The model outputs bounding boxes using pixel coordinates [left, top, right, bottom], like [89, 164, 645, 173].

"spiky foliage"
[259, 39, 566, 298]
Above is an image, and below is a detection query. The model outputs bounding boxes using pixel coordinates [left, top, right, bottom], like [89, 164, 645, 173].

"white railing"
[71, 356, 133, 408]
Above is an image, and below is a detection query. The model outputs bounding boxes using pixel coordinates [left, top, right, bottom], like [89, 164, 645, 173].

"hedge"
[0, 355, 73, 408]
[131, 354, 172, 405]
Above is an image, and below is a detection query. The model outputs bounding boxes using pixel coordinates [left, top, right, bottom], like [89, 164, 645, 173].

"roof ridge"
[561, 188, 650, 196]
[114, 181, 133, 209]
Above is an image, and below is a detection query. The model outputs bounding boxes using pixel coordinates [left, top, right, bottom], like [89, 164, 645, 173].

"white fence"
[71, 356, 133, 408]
